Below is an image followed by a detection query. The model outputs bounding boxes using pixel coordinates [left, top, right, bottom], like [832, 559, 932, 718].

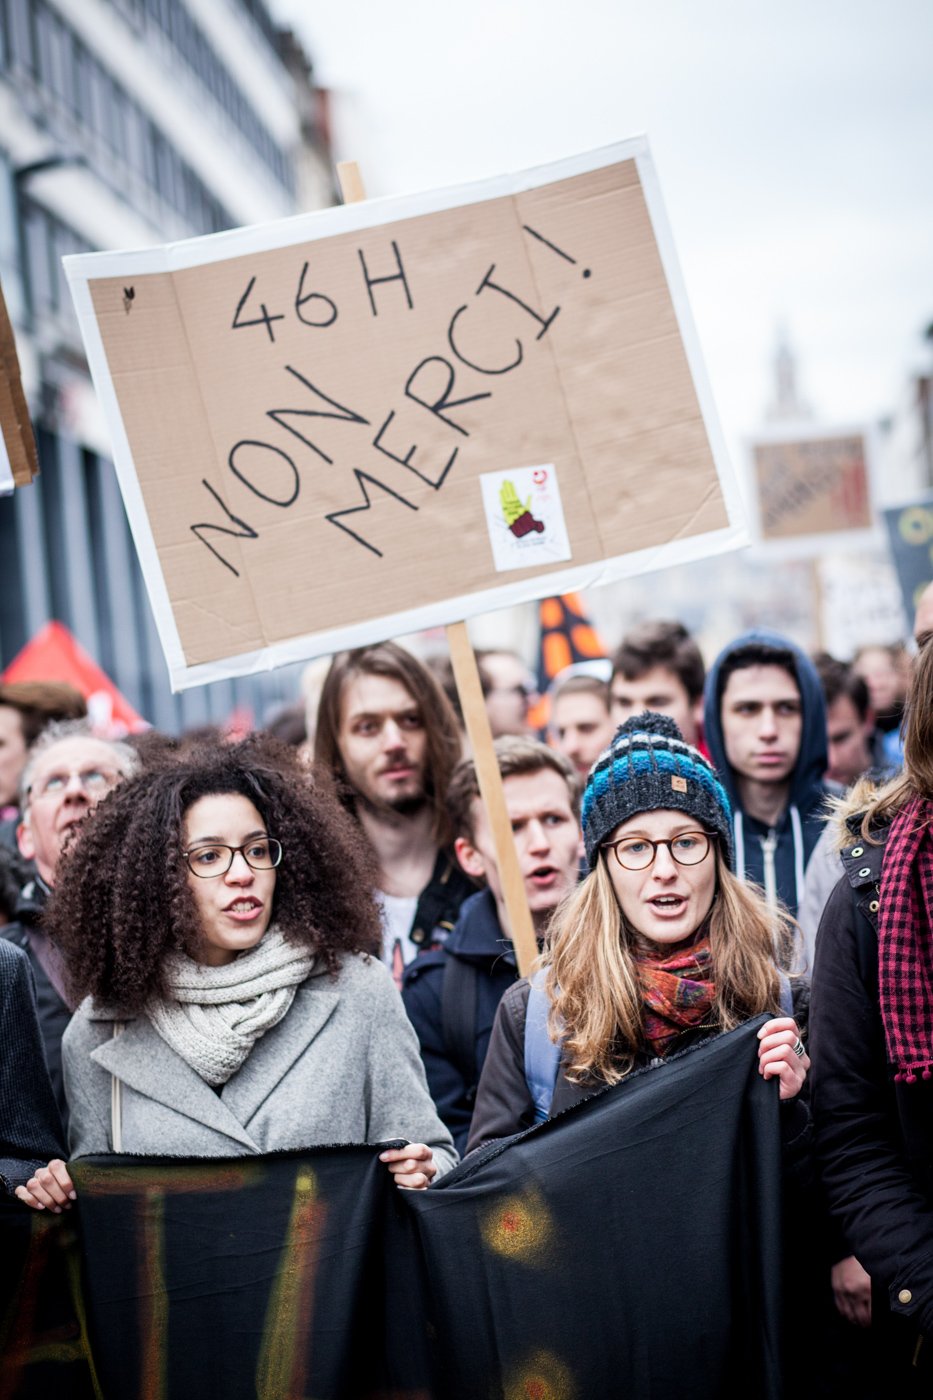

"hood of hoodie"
[703, 628, 828, 821]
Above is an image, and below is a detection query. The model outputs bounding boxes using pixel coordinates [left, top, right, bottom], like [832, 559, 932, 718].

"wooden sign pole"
[336, 161, 540, 979]
[445, 620, 539, 976]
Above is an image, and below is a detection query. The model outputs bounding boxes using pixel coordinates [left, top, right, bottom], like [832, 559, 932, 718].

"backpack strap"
[441, 955, 481, 1095]
[523, 969, 562, 1124]
[409, 851, 472, 953]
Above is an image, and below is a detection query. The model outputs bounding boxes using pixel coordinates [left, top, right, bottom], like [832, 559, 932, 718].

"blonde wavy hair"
[542, 845, 797, 1085]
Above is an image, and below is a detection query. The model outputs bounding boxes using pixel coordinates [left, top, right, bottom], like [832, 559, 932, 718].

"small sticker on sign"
[479, 465, 572, 573]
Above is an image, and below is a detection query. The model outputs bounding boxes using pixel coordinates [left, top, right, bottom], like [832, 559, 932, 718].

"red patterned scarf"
[635, 934, 716, 1059]
[878, 796, 933, 1083]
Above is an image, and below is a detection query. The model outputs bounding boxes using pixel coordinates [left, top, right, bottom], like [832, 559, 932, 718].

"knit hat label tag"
[671, 775, 687, 793]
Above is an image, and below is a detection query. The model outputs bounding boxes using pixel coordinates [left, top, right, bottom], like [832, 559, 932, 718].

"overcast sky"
[274, 0, 933, 480]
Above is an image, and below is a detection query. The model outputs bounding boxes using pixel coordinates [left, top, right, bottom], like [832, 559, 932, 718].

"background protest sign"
[882, 495, 933, 623]
[748, 427, 872, 547]
[66, 138, 746, 691]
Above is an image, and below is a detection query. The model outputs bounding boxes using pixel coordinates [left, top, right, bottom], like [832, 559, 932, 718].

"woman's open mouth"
[647, 895, 687, 917]
[224, 899, 264, 921]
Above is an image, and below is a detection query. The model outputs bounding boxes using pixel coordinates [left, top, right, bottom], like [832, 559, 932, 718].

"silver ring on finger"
[792, 1037, 805, 1059]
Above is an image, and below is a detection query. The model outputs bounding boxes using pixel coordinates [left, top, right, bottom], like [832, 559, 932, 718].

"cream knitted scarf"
[148, 926, 316, 1085]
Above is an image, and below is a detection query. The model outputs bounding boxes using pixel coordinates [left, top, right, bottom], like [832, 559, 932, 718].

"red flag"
[3, 621, 147, 736]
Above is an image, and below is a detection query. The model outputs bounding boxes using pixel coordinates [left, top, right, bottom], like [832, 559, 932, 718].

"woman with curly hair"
[468, 711, 809, 1148]
[14, 738, 456, 1212]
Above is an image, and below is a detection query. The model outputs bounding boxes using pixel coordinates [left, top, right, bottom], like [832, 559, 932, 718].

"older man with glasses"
[2, 721, 138, 1121]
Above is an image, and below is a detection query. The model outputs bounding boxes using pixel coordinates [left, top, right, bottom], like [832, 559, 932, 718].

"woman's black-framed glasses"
[602, 831, 715, 872]
[183, 838, 283, 878]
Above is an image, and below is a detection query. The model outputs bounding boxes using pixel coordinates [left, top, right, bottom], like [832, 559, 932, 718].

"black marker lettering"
[267, 365, 370, 464]
[404, 356, 492, 434]
[294, 260, 338, 327]
[522, 225, 574, 263]
[326, 469, 418, 557]
[447, 304, 523, 375]
[190, 480, 258, 578]
[357, 240, 413, 316]
[476, 263, 559, 339]
[232, 276, 285, 343]
[372, 412, 458, 491]
[522, 226, 591, 278]
[228, 440, 299, 508]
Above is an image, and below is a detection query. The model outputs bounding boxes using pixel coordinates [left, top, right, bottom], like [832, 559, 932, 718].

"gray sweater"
[62, 951, 457, 1175]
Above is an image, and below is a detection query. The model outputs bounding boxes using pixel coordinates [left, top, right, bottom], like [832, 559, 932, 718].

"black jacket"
[0, 940, 66, 1194]
[402, 889, 519, 1155]
[810, 819, 933, 1347]
[1, 880, 71, 1124]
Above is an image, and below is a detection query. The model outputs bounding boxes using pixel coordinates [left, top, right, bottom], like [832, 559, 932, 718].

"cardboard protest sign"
[66, 139, 745, 690]
[882, 496, 933, 623]
[0, 278, 39, 494]
[750, 429, 871, 544]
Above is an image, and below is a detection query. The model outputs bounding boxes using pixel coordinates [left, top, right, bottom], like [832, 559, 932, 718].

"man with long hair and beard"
[314, 643, 474, 986]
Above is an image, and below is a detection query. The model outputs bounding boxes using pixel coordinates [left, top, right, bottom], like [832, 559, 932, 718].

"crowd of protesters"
[3, 600, 933, 1394]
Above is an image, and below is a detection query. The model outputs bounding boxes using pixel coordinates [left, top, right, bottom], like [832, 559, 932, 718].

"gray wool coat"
[62, 951, 457, 1176]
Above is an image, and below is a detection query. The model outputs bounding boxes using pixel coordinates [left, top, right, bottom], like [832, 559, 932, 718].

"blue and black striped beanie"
[581, 711, 734, 870]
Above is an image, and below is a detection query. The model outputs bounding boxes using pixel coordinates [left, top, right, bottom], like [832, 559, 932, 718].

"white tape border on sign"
[0, 424, 14, 495]
[65, 136, 749, 692]
[66, 265, 183, 677]
[115, 519, 746, 693]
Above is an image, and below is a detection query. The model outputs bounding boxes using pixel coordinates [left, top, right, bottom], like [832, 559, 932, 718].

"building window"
[7, 0, 37, 75]
[10, 0, 284, 237]
[21, 199, 91, 325]
[35, 4, 70, 106]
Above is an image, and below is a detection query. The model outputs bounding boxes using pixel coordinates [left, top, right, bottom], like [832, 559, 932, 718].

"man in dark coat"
[402, 737, 581, 1154]
[0, 939, 65, 1197]
[2, 722, 138, 1120]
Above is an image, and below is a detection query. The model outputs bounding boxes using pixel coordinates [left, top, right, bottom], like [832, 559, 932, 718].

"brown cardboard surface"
[0, 278, 39, 487]
[87, 159, 728, 668]
[752, 433, 871, 540]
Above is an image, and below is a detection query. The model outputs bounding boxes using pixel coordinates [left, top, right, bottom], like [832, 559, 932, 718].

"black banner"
[1, 1020, 782, 1400]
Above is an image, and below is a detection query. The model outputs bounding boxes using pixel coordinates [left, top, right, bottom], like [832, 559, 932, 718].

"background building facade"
[0, 0, 333, 731]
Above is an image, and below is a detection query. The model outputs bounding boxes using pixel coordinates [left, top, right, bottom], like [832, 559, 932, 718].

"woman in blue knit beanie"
[468, 710, 809, 1144]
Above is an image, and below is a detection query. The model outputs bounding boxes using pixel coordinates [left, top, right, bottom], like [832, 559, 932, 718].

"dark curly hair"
[45, 737, 382, 1014]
